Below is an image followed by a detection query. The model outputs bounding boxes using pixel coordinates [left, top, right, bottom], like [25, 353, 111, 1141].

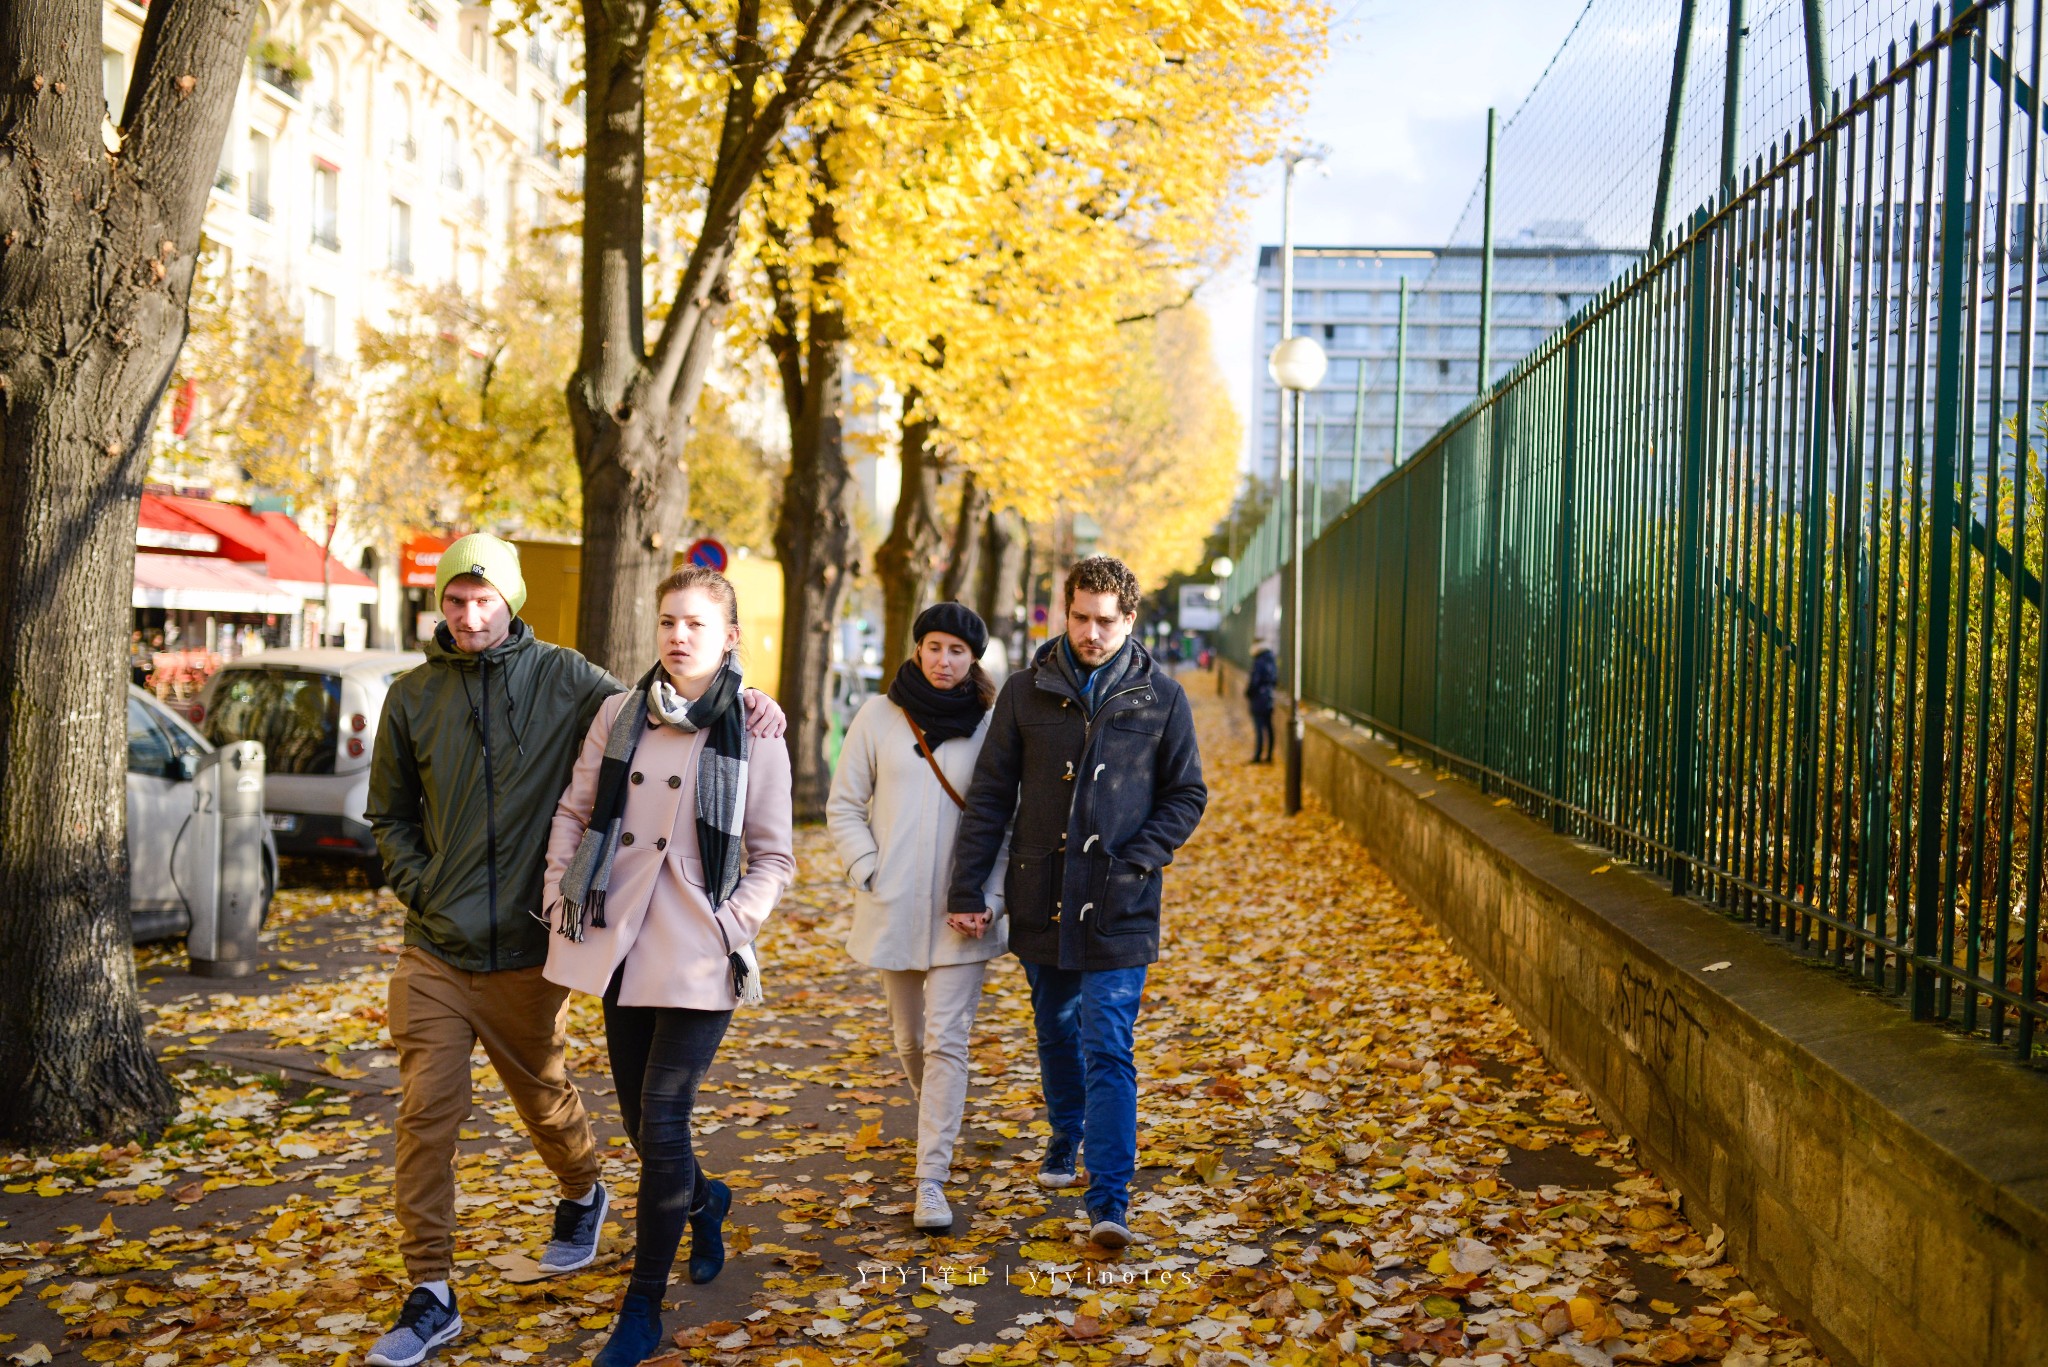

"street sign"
[1178, 583, 1222, 631]
[686, 537, 729, 572]
[1032, 604, 1049, 626]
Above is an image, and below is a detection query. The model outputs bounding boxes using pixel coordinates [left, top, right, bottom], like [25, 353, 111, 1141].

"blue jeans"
[1023, 962, 1148, 1217]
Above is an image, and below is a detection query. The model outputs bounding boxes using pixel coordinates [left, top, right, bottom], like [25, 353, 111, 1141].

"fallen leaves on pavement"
[0, 681, 1827, 1366]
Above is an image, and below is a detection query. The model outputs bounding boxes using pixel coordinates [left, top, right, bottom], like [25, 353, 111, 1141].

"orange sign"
[400, 534, 454, 588]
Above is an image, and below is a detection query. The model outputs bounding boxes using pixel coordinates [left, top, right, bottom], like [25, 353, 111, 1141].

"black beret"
[913, 601, 988, 659]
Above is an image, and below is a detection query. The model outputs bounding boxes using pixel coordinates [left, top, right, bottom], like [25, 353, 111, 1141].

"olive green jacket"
[367, 620, 620, 972]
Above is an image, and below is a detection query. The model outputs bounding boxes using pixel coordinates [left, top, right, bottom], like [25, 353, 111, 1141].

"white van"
[191, 648, 425, 873]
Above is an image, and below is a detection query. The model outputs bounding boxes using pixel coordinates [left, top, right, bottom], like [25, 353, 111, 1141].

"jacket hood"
[425, 616, 536, 670]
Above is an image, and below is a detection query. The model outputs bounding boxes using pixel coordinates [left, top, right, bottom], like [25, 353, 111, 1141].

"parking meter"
[186, 741, 267, 977]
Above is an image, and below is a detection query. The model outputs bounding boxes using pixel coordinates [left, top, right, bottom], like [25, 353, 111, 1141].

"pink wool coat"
[543, 690, 795, 1009]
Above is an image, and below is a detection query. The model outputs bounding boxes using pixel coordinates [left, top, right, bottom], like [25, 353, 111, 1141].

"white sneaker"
[913, 1179, 954, 1231]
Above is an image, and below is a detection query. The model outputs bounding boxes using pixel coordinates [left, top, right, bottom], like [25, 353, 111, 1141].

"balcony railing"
[312, 101, 343, 134]
[249, 195, 272, 222]
[256, 64, 301, 99]
[407, 0, 438, 29]
[390, 135, 418, 163]
[465, 194, 487, 224]
[311, 220, 340, 252]
[213, 168, 238, 193]
[440, 166, 464, 191]
[390, 252, 414, 276]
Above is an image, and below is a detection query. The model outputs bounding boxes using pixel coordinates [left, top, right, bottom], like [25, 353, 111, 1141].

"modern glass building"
[1253, 239, 1640, 492]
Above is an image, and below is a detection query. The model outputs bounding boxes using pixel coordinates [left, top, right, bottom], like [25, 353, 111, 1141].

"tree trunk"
[570, 0, 879, 676]
[0, 0, 260, 1144]
[936, 468, 989, 606]
[975, 507, 1026, 648]
[771, 322, 854, 822]
[873, 397, 945, 681]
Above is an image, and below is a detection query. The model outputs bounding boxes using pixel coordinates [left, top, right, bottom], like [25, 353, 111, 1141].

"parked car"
[127, 685, 279, 943]
[190, 648, 426, 875]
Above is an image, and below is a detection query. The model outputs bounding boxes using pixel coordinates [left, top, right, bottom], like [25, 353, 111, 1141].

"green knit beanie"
[435, 533, 528, 616]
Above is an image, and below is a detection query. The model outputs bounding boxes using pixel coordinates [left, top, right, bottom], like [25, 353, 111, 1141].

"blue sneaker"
[687, 1178, 732, 1284]
[539, 1180, 608, 1274]
[592, 1291, 665, 1367]
[365, 1285, 463, 1367]
[1088, 1204, 1134, 1250]
[1036, 1132, 1081, 1190]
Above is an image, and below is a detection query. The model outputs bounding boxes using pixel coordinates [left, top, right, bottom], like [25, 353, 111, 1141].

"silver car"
[127, 685, 279, 943]
[190, 648, 426, 875]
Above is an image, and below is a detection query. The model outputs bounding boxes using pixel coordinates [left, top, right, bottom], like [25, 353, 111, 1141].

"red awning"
[137, 494, 224, 554]
[139, 492, 372, 591]
[400, 533, 454, 588]
[132, 553, 302, 615]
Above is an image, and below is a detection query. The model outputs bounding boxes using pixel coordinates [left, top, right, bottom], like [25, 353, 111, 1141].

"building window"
[389, 199, 413, 274]
[102, 48, 126, 119]
[498, 40, 518, 90]
[467, 23, 488, 67]
[311, 165, 340, 250]
[389, 85, 416, 162]
[441, 119, 463, 189]
[530, 94, 548, 156]
[249, 133, 273, 222]
[306, 289, 337, 357]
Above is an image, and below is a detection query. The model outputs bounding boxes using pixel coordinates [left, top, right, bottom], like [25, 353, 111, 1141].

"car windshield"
[203, 669, 341, 775]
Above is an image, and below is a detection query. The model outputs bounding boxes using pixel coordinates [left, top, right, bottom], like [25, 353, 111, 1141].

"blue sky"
[1204, 0, 1594, 455]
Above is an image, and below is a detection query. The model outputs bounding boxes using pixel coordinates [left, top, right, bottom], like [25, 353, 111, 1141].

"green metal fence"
[1223, 0, 2048, 1061]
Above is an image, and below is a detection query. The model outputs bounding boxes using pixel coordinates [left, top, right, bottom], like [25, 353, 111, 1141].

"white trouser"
[879, 962, 988, 1182]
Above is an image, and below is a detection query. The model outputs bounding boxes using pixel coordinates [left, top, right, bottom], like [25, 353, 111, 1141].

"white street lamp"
[1268, 330, 1326, 817]
[1210, 555, 1235, 580]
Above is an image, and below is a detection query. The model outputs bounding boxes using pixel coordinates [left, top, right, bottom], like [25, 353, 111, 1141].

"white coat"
[826, 694, 1007, 971]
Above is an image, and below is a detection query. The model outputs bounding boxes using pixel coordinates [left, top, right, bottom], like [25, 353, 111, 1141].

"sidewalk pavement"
[0, 680, 1828, 1367]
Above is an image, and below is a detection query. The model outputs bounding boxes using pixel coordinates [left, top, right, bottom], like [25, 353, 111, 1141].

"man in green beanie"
[363, 533, 784, 1367]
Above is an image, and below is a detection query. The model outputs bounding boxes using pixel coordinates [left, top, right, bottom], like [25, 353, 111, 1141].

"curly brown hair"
[1063, 555, 1141, 618]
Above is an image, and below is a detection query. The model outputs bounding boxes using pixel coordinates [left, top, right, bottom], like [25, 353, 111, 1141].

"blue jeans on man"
[1023, 962, 1148, 1219]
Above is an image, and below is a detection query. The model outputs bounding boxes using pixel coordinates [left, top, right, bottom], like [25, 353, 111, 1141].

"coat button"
[621, 832, 635, 846]
[655, 836, 668, 850]
[631, 771, 644, 784]
[668, 775, 681, 789]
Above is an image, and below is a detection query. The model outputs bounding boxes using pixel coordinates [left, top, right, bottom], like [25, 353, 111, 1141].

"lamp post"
[1268, 332, 1327, 816]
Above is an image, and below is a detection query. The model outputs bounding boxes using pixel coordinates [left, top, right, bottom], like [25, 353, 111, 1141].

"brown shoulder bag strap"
[906, 713, 967, 810]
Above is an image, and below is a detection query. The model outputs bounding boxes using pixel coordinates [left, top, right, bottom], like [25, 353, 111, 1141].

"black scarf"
[556, 656, 749, 939]
[887, 658, 987, 751]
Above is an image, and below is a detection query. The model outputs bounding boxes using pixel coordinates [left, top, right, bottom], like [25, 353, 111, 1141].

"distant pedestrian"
[1246, 638, 1278, 765]
[543, 566, 795, 1367]
[949, 555, 1208, 1249]
[826, 602, 1006, 1234]
[364, 537, 782, 1367]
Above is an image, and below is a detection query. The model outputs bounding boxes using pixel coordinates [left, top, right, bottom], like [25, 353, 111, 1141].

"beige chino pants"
[387, 947, 601, 1283]
[879, 961, 989, 1183]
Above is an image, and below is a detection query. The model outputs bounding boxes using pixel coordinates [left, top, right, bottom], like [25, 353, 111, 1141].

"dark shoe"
[365, 1285, 463, 1367]
[539, 1180, 608, 1274]
[1088, 1203, 1138, 1250]
[1037, 1132, 1081, 1190]
[591, 1291, 664, 1367]
[687, 1178, 732, 1284]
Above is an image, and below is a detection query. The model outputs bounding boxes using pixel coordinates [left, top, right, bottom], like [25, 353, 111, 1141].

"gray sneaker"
[914, 1179, 954, 1232]
[538, 1180, 608, 1274]
[366, 1285, 463, 1367]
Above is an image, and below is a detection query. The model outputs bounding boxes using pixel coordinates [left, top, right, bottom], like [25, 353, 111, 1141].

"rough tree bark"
[767, 187, 858, 821]
[936, 468, 989, 606]
[571, 0, 876, 675]
[0, 0, 260, 1143]
[873, 395, 946, 681]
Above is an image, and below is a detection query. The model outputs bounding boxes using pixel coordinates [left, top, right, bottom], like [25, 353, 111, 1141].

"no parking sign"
[685, 537, 728, 573]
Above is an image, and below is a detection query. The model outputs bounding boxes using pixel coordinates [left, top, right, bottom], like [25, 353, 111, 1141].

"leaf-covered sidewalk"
[0, 676, 1828, 1367]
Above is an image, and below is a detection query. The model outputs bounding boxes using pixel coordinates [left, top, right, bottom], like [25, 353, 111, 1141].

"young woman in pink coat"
[542, 566, 794, 1367]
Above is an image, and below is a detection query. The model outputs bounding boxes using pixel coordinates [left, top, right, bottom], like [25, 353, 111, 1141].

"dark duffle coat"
[947, 637, 1208, 971]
